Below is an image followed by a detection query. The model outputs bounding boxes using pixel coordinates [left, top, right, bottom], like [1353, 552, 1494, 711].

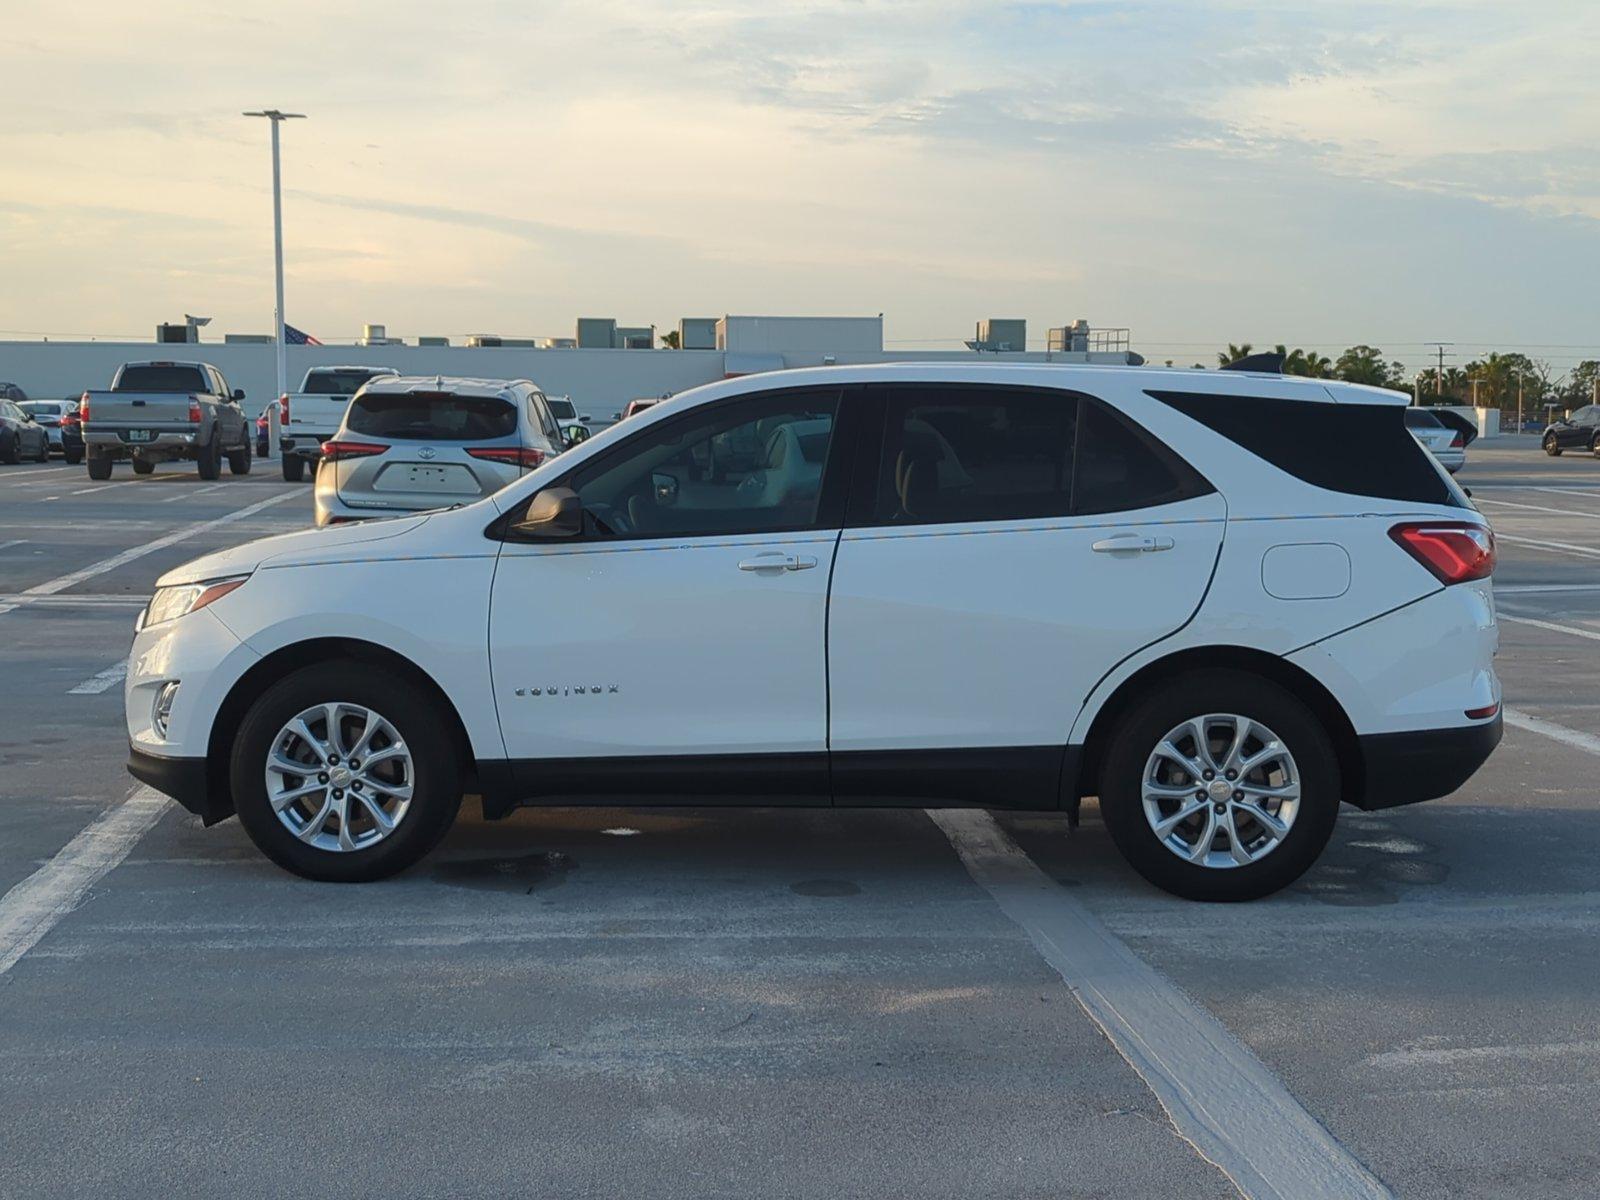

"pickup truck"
[275, 365, 398, 481]
[80, 360, 252, 480]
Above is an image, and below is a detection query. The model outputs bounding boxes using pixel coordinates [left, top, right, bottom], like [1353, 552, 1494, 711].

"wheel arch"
[204, 637, 480, 821]
[1072, 644, 1363, 810]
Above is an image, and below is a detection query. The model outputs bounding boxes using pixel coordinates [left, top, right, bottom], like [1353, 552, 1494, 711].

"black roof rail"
[1219, 351, 1286, 374]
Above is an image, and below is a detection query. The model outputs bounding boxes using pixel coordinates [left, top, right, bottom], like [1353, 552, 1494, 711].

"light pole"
[242, 109, 305, 431]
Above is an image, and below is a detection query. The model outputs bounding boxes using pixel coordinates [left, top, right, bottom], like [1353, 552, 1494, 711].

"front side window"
[562, 390, 842, 539]
[865, 385, 1210, 525]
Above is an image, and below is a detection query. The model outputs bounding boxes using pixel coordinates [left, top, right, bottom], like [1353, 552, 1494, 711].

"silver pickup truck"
[80, 360, 253, 480]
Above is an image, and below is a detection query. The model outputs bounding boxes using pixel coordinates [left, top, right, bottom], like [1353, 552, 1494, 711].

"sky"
[2, 0, 1597, 369]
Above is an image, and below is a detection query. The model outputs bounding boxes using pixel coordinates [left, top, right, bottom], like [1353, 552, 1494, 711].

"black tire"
[228, 436, 252, 476]
[86, 451, 113, 480]
[0, 432, 16, 465]
[64, 447, 83, 465]
[131, 456, 155, 475]
[196, 434, 221, 480]
[281, 455, 305, 483]
[230, 663, 463, 882]
[1097, 670, 1341, 902]
[1545, 434, 1562, 456]
[33, 437, 49, 463]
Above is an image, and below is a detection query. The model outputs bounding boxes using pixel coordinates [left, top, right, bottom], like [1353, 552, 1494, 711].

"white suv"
[125, 364, 1501, 901]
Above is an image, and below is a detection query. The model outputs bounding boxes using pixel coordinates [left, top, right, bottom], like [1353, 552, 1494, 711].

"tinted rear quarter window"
[546, 398, 576, 420]
[1148, 389, 1468, 508]
[348, 393, 517, 441]
[115, 365, 209, 392]
[1403, 409, 1442, 429]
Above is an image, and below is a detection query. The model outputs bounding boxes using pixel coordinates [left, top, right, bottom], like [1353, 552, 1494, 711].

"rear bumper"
[127, 745, 233, 825]
[85, 430, 197, 454]
[1353, 712, 1502, 810]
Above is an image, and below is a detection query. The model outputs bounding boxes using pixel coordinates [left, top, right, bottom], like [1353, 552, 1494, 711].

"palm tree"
[659, 330, 681, 350]
[1218, 343, 1253, 367]
[1297, 351, 1332, 378]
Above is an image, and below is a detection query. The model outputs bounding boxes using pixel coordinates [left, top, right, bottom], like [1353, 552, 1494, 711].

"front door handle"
[738, 553, 818, 572]
[1091, 534, 1175, 553]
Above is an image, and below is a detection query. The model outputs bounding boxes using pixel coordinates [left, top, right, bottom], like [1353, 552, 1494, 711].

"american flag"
[283, 323, 322, 346]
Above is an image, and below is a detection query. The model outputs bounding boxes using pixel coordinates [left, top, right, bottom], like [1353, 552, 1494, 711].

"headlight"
[141, 575, 250, 629]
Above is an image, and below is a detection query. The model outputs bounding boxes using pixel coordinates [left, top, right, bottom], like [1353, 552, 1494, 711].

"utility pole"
[242, 109, 305, 441]
[1517, 370, 1524, 434]
[1427, 342, 1453, 396]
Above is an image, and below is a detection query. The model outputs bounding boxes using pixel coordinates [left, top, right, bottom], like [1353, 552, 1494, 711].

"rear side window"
[1148, 390, 1468, 508]
[304, 370, 387, 396]
[1402, 409, 1442, 429]
[347, 392, 517, 441]
[115, 365, 208, 392]
[866, 385, 1211, 525]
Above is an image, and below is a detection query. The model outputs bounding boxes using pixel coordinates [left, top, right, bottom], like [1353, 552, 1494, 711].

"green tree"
[1559, 361, 1600, 407]
[1276, 345, 1332, 378]
[1218, 343, 1252, 367]
[1334, 345, 1404, 389]
[659, 330, 681, 350]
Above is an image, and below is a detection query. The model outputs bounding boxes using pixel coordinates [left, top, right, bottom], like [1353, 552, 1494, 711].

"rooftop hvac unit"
[466, 335, 503, 348]
[156, 323, 197, 344]
[971, 319, 1026, 353]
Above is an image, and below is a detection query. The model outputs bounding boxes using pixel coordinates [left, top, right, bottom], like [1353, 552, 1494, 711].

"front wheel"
[1545, 434, 1562, 456]
[64, 447, 83, 465]
[230, 663, 463, 881]
[86, 451, 113, 480]
[0, 433, 16, 464]
[196, 434, 221, 480]
[33, 437, 49, 463]
[1098, 670, 1340, 901]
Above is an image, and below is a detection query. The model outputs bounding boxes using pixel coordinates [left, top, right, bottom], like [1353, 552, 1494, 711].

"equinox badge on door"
[514, 685, 620, 697]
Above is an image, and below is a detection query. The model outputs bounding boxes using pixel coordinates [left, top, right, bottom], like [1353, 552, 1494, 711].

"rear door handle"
[738, 553, 818, 572]
[1091, 534, 1175, 553]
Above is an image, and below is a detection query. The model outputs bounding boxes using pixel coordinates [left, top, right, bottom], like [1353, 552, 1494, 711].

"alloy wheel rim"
[1140, 713, 1301, 869]
[265, 702, 413, 852]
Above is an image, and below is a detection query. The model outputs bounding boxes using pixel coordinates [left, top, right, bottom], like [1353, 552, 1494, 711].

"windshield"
[115, 365, 208, 392]
[304, 370, 391, 396]
[18, 402, 61, 417]
[347, 392, 517, 440]
[547, 397, 576, 420]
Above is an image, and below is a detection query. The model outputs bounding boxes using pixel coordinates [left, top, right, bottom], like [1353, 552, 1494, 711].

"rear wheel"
[33, 436, 49, 463]
[231, 663, 463, 881]
[86, 451, 113, 480]
[1545, 433, 1562, 456]
[64, 446, 83, 465]
[0, 432, 16, 465]
[196, 434, 221, 480]
[1098, 670, 1340, 901]
[131, 456, 155, 475]
[228, 436, 252, 475]
[281, 455, 305, 482]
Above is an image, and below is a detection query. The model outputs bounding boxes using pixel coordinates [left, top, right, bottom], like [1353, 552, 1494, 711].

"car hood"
[155, 514, 432, 587]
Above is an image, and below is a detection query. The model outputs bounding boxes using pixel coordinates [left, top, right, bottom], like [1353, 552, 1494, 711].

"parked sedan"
[0, 399, 50, 463]
[18, 399, 84, 463]
[1404, 407, 1466, 473]
[1542, 405, 1600, 455]
[313, 376, 566, 527]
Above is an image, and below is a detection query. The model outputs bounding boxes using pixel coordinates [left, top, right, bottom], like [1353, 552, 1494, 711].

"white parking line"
[1493, 533, 1600, 560]
[0, 594, 146, 609]
[1496, 583, 1600, 595]
[0, 489, 299, 618]
[1498, 613, 1600, 643]
[1475, 497, 1600, 519]
[929, 809, 1391, 1200]
[0, 538, 26, 552]
[0, 786, 171, 977]
[193, 482, 231, 495]
[67, 661, 128, 694]
[67, 484, 119, 496]
[1504, 708, 1600, 758]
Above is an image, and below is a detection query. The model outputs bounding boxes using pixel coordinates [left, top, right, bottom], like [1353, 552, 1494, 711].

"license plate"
[405, 466, 447, 483]
[128, 430, 152, 443]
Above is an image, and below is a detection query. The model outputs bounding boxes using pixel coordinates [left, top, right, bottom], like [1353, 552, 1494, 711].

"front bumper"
[127, 745, 233, 824]
[1353, 711, 1503, 810]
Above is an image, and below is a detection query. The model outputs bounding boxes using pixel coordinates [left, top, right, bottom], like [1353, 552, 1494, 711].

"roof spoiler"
[1220, 351, 1285, 374]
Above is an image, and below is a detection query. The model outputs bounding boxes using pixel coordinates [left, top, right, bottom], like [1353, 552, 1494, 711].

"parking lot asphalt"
[3, 439, 1600, 1198]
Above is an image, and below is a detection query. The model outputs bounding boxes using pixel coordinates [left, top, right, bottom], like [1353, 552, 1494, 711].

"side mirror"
[579, 414, 591, 424]
[652, 472, 679, 506]
[511, 486, 583, 539]
[23, 413, 35, 423]
[232, 389, 246, 402]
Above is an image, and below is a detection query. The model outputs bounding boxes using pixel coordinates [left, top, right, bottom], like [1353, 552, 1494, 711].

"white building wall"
[0, 340, 1137, 424]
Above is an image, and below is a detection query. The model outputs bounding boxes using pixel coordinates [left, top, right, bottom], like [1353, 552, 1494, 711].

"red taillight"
[320, 440, 389, 461]
[279, 393, 290, 423]
[1449, 432, 1465, 449]
[62, 409, 80, 427]
[466, 446, 548, 468]
[78, 394, 90, 422]
[187, 397, 202, 423]
[1389, 521, 1495, 584]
